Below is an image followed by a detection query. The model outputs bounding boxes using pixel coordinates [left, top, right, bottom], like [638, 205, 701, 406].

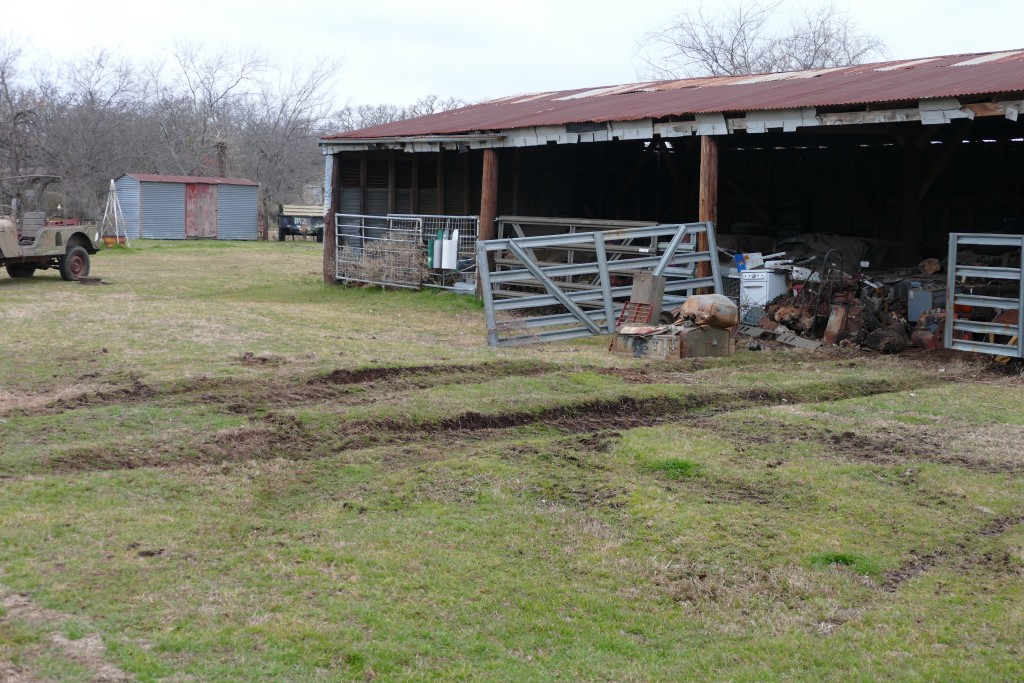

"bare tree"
[406, 94, 466, 118]
[235, 56, 344, 235]
[333, 95, 467, 132]
[144, 42, 268, 176]
[0, 36, 47, 208]
[636, 0, 886, 79]
[0, 36, 468, 223]
[34, 49, 142, 216]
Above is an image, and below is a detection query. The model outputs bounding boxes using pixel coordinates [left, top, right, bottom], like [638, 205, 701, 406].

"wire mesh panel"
[390, 214, 480, 289]
[335, 214, 425, 289]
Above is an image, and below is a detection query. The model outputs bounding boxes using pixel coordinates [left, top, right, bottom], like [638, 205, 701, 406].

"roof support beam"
[698, 136, 719, 283]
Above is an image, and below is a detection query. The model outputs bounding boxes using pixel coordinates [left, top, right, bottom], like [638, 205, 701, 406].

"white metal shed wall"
[114, 176, 141, 237]
[140, 182, 186, 239]
[217, 184, 258, 240]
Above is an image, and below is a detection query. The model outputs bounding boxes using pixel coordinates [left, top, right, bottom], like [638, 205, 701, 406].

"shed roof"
[323, 49, 1024, 141]
[123, 174, 258, 186]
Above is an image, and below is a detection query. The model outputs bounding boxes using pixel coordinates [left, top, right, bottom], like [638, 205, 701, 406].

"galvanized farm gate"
[944, 233, 1024, 358]
[477, 221, 722, 346]
[335, 214, 424, 288]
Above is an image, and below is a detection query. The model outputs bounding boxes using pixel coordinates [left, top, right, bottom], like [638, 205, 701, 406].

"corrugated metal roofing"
[323, 50, 1024, 141]
[124, 174, 258, 186]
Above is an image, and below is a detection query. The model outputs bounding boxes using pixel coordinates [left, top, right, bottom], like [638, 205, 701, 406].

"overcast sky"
[7, 0, 1023, 106]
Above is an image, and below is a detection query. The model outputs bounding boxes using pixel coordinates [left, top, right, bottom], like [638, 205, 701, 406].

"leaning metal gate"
[944, 233, 1024, 358]
[476, 221, 722, 347]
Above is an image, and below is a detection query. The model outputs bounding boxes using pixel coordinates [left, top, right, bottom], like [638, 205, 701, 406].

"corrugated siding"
[114, 176, 141, 237]
[140, 182, 185, 239]
[217, 184, 258, 240]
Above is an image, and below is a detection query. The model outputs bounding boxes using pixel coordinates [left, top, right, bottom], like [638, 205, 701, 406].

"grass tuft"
[807, 551, 881, 576]
[644, 458, 701, 479]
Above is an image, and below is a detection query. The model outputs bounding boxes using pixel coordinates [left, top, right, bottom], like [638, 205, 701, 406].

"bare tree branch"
[635, 0, 886, 79]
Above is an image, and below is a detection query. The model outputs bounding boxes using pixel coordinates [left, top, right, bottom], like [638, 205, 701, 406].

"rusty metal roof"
[125, 174, 257, 186]
[323, 50, 1024, 141]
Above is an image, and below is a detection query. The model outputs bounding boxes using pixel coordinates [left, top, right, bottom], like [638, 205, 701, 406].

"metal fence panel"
[335, 214, 425, 289]
[390, 214, 480, 289]
[477, 221, 722, 347]
[944, 233, 1024, 358]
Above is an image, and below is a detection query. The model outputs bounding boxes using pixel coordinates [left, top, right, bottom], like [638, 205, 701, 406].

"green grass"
[807, 552, 882, 577]
[1, 241, 1023, 681]
[643, 458, 701, 479]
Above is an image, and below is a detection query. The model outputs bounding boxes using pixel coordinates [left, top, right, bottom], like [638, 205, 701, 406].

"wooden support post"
[697, 135, 719, 281]
[477, 149, 499, 295]
[322, 153, 342, 284]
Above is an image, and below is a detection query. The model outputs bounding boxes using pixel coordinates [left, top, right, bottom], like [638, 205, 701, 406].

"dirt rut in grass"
[41, 379, 929, 474]
[882, 514, 1024, 590]
[0, 584, 134, 682]
[7, 360, 560, 417]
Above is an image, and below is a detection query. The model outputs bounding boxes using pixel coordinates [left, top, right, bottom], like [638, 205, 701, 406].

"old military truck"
[0, 211, 102, 280]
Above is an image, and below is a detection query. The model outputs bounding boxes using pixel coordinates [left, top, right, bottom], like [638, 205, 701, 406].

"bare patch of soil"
[49, 376, 154, 414]
[12, 360, 560, 419]
[315, 359, 556, 387]
[0, 585, 133, 682]
[236, 351, 286, 366]
[882, 515, 1024, 590]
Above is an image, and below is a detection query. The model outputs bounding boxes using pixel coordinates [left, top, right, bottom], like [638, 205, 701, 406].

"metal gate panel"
[477, 221, 722, 347]
[944, 233, 1024, 358]
[335, 214, 424, 289]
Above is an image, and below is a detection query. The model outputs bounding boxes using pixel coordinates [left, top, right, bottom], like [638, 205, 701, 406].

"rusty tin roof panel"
[324, 50, 1024, 141]
[127, 174, 258, 186]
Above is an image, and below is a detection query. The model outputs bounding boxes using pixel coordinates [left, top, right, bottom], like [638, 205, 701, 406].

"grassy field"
[1, 240, 1022, 682]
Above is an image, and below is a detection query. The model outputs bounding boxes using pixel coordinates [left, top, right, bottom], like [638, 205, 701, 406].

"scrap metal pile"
[739, 250, 959, 354]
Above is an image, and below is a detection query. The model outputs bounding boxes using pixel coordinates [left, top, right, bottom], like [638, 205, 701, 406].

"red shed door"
[185, 184, 218, 238]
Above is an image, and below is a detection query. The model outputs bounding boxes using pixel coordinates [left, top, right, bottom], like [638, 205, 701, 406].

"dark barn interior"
[330, 114, 1024, 265]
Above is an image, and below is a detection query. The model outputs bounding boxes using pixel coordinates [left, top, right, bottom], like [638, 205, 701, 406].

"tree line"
[0, 38, 463, 222]
[1, 1, 882, 224]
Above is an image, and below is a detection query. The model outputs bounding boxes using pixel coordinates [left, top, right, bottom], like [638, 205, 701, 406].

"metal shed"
[114, 174, 259, 240]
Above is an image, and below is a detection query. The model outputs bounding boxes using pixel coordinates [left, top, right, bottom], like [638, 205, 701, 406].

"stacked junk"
[612, 232, 1023, 361]
[611, 273, 739, 359]
[731, 238, 1020, 360]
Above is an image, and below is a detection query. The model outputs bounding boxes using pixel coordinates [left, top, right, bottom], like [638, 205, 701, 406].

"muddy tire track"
[6, 360, 560, 418]
[38, 380, 931, 475]
[882, 514, 1024, 591]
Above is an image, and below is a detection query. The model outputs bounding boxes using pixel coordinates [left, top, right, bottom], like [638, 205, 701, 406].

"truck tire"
[59, 246, 90, 281]
[5, 263, 37, 278]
